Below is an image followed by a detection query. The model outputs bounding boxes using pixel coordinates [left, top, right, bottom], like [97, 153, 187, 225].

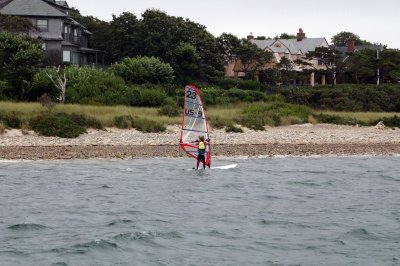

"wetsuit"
[196, 141, 206, 169]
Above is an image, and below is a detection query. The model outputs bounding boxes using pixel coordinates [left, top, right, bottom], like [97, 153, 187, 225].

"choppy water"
[0, 156, 399, 266]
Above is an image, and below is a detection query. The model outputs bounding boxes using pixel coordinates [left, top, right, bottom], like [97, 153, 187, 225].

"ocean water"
[0, 156, 399, 266]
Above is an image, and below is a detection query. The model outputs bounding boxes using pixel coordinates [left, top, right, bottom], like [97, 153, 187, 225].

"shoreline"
[1, 124, 400, 160]
[0, 143, 400, 160]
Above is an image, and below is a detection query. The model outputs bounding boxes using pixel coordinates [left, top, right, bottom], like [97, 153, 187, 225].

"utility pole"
[377, 48, 380, 86]
[377, 45, 383, 86]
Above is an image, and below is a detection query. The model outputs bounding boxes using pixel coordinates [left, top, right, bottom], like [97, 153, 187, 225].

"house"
[331, 38, 383, 61]
[0, 0, 102, 66]
[226, 29, 329, 86]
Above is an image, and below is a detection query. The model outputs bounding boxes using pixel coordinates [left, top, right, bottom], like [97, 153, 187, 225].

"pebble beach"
[1, 124, 400, 160]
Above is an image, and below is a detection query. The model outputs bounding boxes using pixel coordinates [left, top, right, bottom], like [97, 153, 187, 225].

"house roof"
[0, 0, 67, 17]
[251, 37, 327, 55]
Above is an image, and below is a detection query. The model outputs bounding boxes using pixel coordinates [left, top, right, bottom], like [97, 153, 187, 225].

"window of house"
[37, 19, 48, 31]
[63, 50, 71, 62]
[73, 28, 78, 42]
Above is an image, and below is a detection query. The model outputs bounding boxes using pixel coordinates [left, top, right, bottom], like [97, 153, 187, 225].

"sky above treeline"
[66, 0, 400, 49]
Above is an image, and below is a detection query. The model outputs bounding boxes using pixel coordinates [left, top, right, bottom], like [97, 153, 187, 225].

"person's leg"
[196, 157, 200, 170]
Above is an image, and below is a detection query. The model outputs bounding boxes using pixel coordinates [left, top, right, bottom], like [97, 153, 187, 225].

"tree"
[345, 49, 377, 83]
[277, 33, 296, 40]
[277, 57, 296, 85]
[331, 31, 368, 46]
[0, 14, 35, 34]
[110, 56, 174, 84]
[235, 40, 272, 80]
[0, 32, 44, 99]
[69, 8, 114, 64]
[298, 47, 344, 86]
[216, 33, 242, 63]
[168, 42, 200, 84]
[379, 49, 400, 83]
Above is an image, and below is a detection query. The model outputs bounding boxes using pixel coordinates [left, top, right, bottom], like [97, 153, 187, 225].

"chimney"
[247, 32, 254, 40]
[296, 28, 306, 41]
[346, 39, 355, 53]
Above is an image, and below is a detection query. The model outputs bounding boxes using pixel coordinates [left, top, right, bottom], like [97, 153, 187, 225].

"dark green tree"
[277, 57, 296, 85]
[0, 14, 35, 34]
[69, 8, 113, 64]
[110, 56, 174, 84]
[236, 40, 272, 80]
[168, 42, 200, 83]
[216, 33, 242, 63]
[277, 33, 296, 39]
[298, 47, 344, 86]
[345, 49, 377, 83]
[379, 49, 400, 83]
[331, 31, 370, 46]
[0, 32, 44, 99]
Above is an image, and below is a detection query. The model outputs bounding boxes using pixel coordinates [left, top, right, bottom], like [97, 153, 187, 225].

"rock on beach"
[1, 124, 399, 160]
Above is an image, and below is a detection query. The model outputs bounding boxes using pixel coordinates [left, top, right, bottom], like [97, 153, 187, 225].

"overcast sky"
[66, 0, 400, 49]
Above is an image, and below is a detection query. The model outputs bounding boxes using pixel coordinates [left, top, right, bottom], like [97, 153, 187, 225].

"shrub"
[239, 115, 265, 131]
[209, 116, 229, 129]
[110, 56, 174, 84]
[225, 124, 243, 133]
[314, 113, 365, 126]
[67, 113, 103, 129]
[0, 122, 5, 134]
[114, 115, 131, 129]
[278, 85, 400, 112]
[376, 115, 400, 128]
[0, 110, 22, 128]
[130, 116, 166, 132]
[139, 88, 167, 107]
[29, 113, 86, 138]
[158, 97, 180, 117]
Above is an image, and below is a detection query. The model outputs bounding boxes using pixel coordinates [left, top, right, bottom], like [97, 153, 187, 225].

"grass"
[318, 111, 400, 124]
[1, 101, 399, 129]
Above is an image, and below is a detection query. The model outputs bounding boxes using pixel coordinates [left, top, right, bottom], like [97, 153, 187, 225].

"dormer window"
[275, 43, 281, 48]
[37, 19, 48, 31]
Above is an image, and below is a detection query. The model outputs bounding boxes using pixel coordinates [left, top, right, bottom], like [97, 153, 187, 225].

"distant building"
[0, 0, 102, 66]
[226, 29, 329, 86]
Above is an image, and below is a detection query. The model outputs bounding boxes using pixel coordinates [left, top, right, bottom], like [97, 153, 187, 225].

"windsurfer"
[195, 136, 209, 170]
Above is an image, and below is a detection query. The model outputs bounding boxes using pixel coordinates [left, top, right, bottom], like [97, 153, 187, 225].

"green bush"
[209, 77, 270, 91]
[29, 113, 86, 138]
[158, 97, 180, 117]
[239, 114, 265, 131]
[67, 113, 103, 129]
[114, 115, 131, 129]
[240, 102, 313, 128]
[278, 84, 400, 112]
[131, 116, 166, 132]
[0, 110, 22, 128]
[314, 113, 365, 126]
[209, 115, 229, 129]
[139, 88, 167, 107]
[110, 56, 174, 84]
[225, 124, 243, 133]
[376, 115, 400, 128]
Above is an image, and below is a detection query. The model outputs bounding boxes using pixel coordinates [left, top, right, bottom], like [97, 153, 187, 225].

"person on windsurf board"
[194, 136, 210, 170]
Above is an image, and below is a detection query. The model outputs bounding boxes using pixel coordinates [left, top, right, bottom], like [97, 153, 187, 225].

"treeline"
[279, 84, 400, 112]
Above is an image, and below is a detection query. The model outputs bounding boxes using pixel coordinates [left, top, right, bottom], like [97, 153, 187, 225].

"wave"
[107, 219, 134, 226]
[73, 239, 119, 250]
[346, 228, 378, 240]
[7, 223, 47, 231]
[114, 231, 182, 241]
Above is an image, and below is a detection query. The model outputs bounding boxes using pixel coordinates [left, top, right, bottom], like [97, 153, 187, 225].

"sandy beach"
[1, 124, 399, 160]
